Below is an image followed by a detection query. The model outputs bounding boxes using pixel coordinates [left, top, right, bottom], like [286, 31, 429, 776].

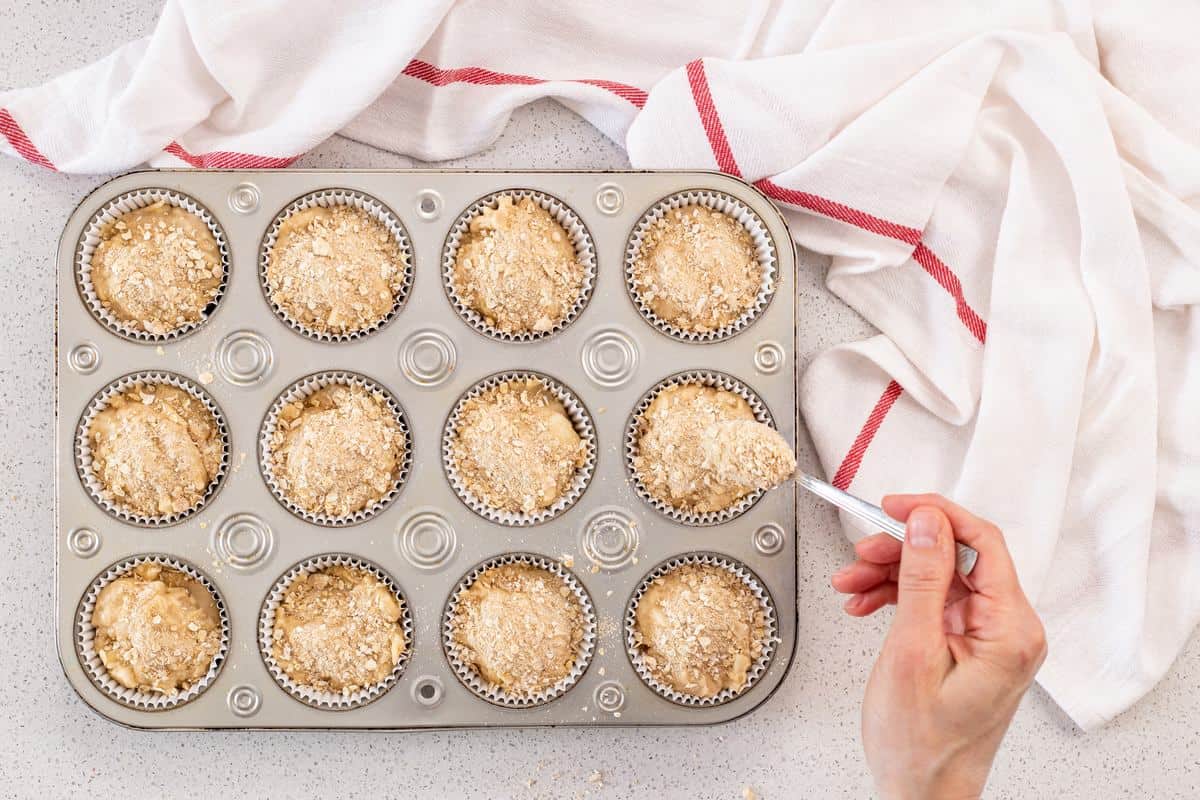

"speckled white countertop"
[3, 2, 1199, 798]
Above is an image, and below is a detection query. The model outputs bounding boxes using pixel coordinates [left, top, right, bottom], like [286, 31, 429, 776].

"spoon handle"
[798, 473, 978, 576]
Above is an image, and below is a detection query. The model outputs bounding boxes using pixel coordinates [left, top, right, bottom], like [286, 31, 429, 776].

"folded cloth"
[4, 0, 1198, 730]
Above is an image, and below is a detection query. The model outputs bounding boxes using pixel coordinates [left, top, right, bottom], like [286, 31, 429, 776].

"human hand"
[831, 494, 1047, 800]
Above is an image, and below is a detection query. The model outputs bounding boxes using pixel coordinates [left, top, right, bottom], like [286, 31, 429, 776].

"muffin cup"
[258, 553, 414, 711]
[441, 189, 597, 342]
[74, 554, 230, 711]
[258, 370, 413, 527]
[624, 552, 778, 707]
[75, 188, 230, 342]
[625, 190, 778, 343]
[442, 552, 597, 708]
[259, 189, 414, 342]
[624, 370, 776, 526]
[74, 370, 230, 527]
[442, 370, 597, 526]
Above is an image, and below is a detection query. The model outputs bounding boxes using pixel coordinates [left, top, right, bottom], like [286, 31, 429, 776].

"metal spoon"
[797, 472, 978, 576]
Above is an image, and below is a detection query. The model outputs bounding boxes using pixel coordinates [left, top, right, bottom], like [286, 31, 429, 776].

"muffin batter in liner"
[442, 553, 597, 708]
[441, 189, 596, 342]
[74, 554, 230, 711]
[442, 370, 596, 526]
[624, 370, 777, 526]
[259, 189, 414, 342]
[625, 190, 777, 343]
[75, 188, 230, 342]
[258, 553, 413, 711]
[258, 370, 413, 527]
[625, 552, 778, 707]
[74, 370, 230, 527]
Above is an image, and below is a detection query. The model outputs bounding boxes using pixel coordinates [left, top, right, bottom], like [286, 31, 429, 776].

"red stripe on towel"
[402, 58, 648, 108]
[0, 108, 56, 171]
[831, 381, 904, 490]
[163, 141, 299, 169]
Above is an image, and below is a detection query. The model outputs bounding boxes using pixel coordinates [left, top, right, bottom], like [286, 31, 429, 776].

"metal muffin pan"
[55, 169, 798, 729]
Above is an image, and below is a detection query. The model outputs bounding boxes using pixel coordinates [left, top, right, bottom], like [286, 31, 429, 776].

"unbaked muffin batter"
[451, 194, 585, 334]
[88, 384, 223, 517]
[269, 383, 405, 518]
[450, 563, 585, 697]
[270, 565, 407, 695]
[631, 205, 762, 333]
[92, 562, 221, 693]
[266, 205, 407, 335]
[633, 562, 766, 698]
[701, 419, 796, 492]
[91, 201, 222, 335]
[449, 378, 586, 515]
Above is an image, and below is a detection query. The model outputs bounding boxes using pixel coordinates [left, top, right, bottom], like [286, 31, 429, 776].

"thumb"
[892, 506, 956, 647]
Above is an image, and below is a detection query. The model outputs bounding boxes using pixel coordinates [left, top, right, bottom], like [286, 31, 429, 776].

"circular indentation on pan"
[397, 509, 458, 571]
[68, 342, 101, 375]
[215, 330, 274, 386]
[213, 513, 275, 570]
[227, 685, 262, 717]
[442, 370, 597, 527]
[258, 370, 413, 527]
[442, 552, 597, 708]
[75, 371, 231, 527]
[228, 182, 261, 214]
[593, 680, 626, 713]
[258, 553, 414, 710]
[259, 189, 414, 343]
[753, 523, 787, 556]
[580, 507, 639, 571]
[75, 189, 230, 343]
[415, 189, 442, 221]
[623, 370, 775, 527]
[75, 554, 230, 711]
[625, 552, 778, 707]
[411, 676, 444, 708]
[754, 341, 785, 375]
[441, 189, 597, 343]
[398, 328, 457, 388]
[625, 190, 777, 344]
[67, 527, 101, 558]
[580, 327, 639, 389]
[595, 183, 624, 215]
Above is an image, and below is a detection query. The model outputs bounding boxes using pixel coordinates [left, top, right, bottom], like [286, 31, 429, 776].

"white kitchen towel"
[3, 0, 1198, 730]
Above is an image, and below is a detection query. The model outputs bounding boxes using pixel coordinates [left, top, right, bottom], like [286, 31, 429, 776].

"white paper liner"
[74, 554, 230, 711]
[75, 188, 230, 342]
[258, 370, 413, 527]
[442, 370, 597, 526]
[625, 552, 778, 707]
[442, 553, 597, 708]
[625, 190, 778, 343]
[624, 370, 776, 527]
[258, 553, 414, 710]
[441, 189, 597, 342]
[74, 370, 230, 527]
[259, 189, 414, 342]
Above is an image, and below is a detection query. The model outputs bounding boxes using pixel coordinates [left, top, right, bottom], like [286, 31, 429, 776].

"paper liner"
[441, 189, 597, 342]
[74, 370, 230, 527]
[442, 553, 597, 708]
[624, 552, 778, 707]
[625, 190, 777, 343]
[442, 370, 597, 526]
[75, 188, 230, 342]
[258, 553, 414, 710]
[258, 370, 413, 527]
[74, 554, 230, 711]
[624, 370, 776, 526]
[259, 189, 414, 342]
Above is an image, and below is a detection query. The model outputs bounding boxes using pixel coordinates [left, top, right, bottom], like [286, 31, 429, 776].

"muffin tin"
[55, 170, 798, 729]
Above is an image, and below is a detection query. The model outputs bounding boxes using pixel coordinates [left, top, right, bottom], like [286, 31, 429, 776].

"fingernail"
[832, 565, 850, 579]
[907, 509, 940, 548]
[844, 595, 862, 611]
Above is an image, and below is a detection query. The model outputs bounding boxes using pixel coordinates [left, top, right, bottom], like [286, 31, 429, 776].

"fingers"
[882, 494, 1022, 598]
[832, 559, 894, 594]
[844, 582, 897, 616]
[854, 533, 903, 564]
[890, 506, 956, 650]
